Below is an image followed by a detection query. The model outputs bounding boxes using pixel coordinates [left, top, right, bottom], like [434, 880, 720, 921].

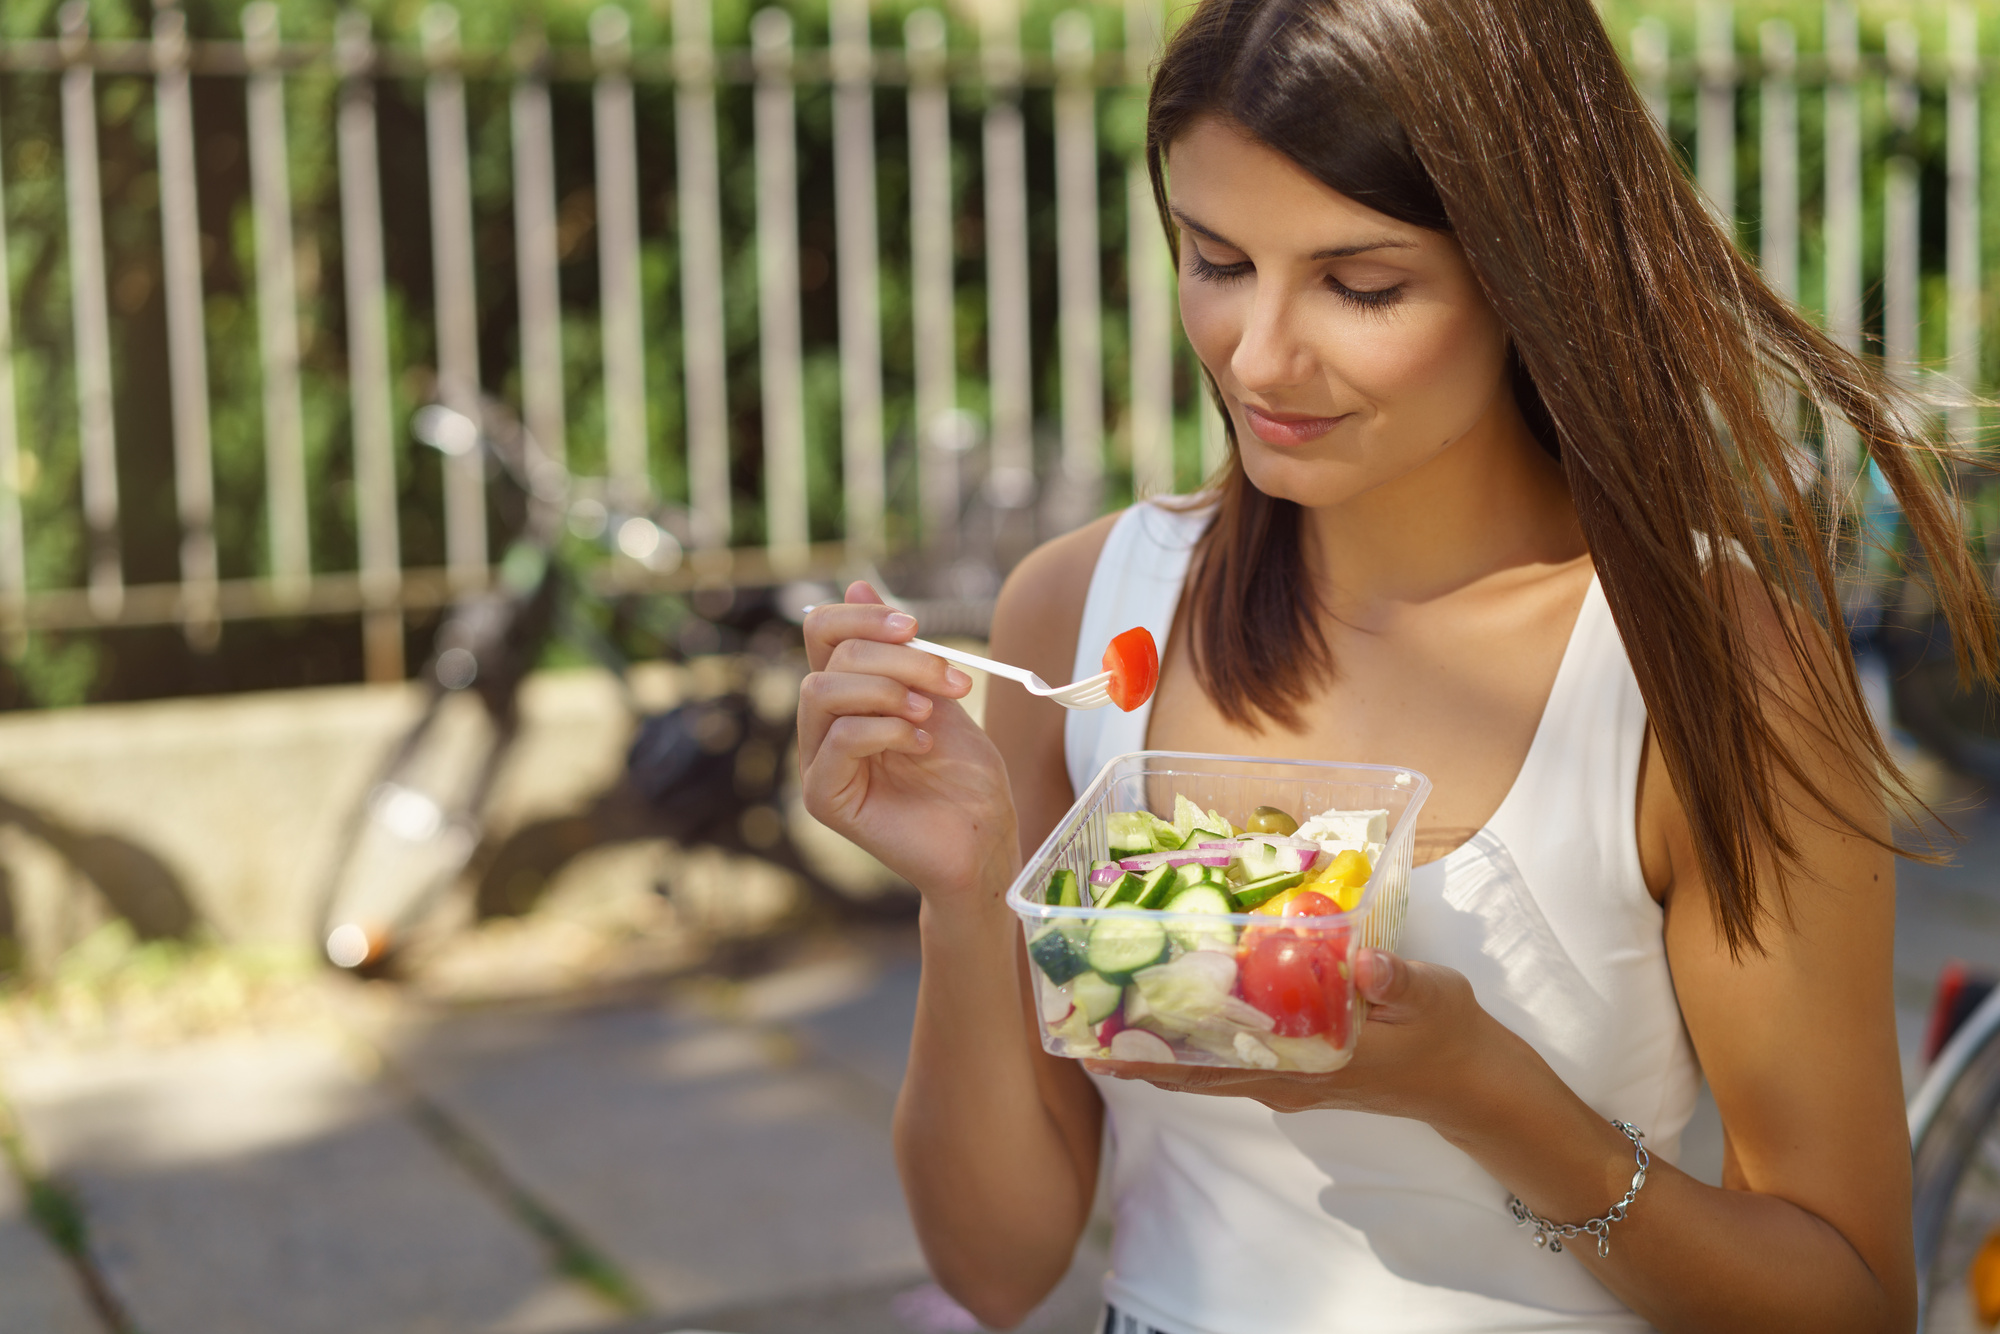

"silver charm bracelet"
[1507, 1120, 1649, 1259]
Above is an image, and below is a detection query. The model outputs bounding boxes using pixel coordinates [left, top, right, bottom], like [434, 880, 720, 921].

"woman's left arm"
[1102, 633, 1915, 1333]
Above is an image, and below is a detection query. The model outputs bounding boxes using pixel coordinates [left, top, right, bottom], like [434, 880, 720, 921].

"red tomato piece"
[1282, 890, 1341, 919]
[1239, 932, 1330, 1037]
[1101, 627, 1160, 712]
[1317, 926, 1354, 1050]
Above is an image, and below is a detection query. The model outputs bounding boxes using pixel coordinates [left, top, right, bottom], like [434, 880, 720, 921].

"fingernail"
[1360, 951, 1387, 993]
[886, 612, 917, 633]
[905, 691, 931, 715]
[945, 668, 971, 691]
[912, 728, 933, 748]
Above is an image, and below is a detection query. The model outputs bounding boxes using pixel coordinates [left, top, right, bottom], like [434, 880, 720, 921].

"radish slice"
[1040, 976, 1074, 1024]
[1108, 1029, 1177, 1064]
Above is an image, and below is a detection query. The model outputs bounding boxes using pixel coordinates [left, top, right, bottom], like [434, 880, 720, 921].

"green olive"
[1247, 805, 1299, 836]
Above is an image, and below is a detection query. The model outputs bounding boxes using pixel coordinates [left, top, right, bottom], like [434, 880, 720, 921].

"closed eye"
[1188, 244, 1251, 283]
[1330, 277, 1404, 311]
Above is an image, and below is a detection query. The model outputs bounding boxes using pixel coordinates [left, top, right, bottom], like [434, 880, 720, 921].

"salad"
[1027, 795, 1387, 1072]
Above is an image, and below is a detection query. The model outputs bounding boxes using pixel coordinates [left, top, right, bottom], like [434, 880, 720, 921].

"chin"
[1236, 440, 1386, 510]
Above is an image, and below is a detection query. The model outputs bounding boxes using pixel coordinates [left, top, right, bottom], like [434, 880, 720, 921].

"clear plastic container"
[1005, 751, 1432, 1071]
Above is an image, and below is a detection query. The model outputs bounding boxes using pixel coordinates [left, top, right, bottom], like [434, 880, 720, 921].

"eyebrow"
[1169, 206, 1416, 260]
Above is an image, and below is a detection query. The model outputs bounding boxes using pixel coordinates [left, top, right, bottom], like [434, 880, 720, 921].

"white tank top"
[1064, 501, 1699, 1334]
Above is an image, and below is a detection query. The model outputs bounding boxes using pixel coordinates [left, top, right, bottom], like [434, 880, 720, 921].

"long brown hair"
[1147, 0, 1999, 954]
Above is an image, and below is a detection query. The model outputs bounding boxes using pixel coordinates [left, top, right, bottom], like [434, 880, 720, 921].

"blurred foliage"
[0, 0, 1992, 704]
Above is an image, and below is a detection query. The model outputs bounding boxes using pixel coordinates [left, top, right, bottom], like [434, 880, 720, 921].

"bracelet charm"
[1507, 1120, 1649, 1259]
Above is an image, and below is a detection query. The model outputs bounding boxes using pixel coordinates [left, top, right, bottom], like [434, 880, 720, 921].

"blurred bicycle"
[312, 399, 920, 976]
[1908, 963, 2000, 1329]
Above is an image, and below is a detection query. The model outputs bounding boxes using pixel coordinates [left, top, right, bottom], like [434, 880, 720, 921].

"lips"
[1242, 404, 1346, 446]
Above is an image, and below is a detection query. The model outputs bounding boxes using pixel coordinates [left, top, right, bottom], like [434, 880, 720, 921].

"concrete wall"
[0, 664, 861, 970]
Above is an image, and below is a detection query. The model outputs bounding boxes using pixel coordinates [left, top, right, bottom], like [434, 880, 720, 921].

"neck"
[1298, 394, 1584, 612]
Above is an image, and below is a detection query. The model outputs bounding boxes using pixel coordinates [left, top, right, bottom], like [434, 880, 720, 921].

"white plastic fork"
[908, 637, 1115, 710]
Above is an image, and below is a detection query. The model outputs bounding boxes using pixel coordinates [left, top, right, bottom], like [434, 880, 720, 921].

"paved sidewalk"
[0, 925, 1107, 1334]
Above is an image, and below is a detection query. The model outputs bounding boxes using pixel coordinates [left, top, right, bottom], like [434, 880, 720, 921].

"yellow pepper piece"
[1250, 885, 1303, 917]
[1299, 849, 1372, 912]
[1250, 850, 1376, 917]
[1322, 849, 1373, 888]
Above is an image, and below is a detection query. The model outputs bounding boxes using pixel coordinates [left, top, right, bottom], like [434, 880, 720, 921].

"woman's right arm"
[797, 520, 1114, 1328]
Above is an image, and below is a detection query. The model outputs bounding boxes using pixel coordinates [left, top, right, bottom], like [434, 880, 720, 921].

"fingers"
[803, 582, 913, 672]
[797, 669, 937, 761]
[800, 715, 935, 823]
[1357, 948, 1404, 1004]
[1356, 950, 1466, 1023]
[1080, 1060, 1259, 1090]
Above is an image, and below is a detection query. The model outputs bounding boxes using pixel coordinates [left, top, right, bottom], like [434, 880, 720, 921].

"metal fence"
[0, 0, 1988, 683]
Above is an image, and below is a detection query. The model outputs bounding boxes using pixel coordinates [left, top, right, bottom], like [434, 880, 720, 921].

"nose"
[1230, 284, 1317, 399]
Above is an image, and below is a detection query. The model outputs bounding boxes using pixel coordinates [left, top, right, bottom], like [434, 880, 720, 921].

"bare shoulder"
[988, 510, 1124, 682]
[986, 510, 1124, 857]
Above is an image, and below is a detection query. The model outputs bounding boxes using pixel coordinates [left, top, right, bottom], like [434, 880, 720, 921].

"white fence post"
[1884, 21, 1920, 388]
[1199, 377, 1227, 480]
[1632, 19, 1669, 135]
[753, 8, 810, 572]
[1948, 1, 1982, 453]
[674, 0, 731, 554]
[1758, 20, 1798, 304]
[422, 4, 490, 591]
[242, 2, 311, 602]
[593, 6, 651, 513]
[153, 5, 220, 646]
[832, 0, 886, 558]
[0, 87, 23, 633]
[1125, 0, 1172, 500]
[512, 31, 567, 466]
[1053, 11, 1102, 531]
[905, 9, 959, 550]
[58, 2, 121, 619]
[336, 11, 404, 681]
[1823, 0, 1861, 495]
[981, 0, 1035, 526]
[1696, 3, 1736, 229]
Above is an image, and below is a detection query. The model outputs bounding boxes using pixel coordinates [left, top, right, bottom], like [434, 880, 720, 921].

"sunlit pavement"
[1, 785, 1997, 1333]
[0, 921, 1105, 1334]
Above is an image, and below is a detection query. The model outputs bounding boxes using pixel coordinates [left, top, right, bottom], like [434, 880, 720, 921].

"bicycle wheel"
[1911, 986, 2000, 1329]
[314, 682, 517, 969]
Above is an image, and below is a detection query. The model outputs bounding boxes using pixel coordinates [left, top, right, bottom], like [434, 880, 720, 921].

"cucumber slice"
[1107, 812, 1157, 857]
[1098, 870, 1145, 909]
[1085, 917, 1170, 982]
[1047, 868, 1082, 908]
[1028, 926, 1088, 983]
[1231, 870, 1306, 910]
[1177, 862, 1227, 892]
[1227, 841, 1286, 886]
[1073, 971, 1124, 1025]
[1162, 883, 1237, 952]
[1133, 864, 1178, 910]
[1164, 883, 1234, 915]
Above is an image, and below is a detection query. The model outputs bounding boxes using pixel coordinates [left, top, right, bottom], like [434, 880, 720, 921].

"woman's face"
[1170, 116, 1517, 509]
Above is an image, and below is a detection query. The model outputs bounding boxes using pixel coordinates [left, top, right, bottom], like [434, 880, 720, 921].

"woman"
[798, 0, 1996, 1329]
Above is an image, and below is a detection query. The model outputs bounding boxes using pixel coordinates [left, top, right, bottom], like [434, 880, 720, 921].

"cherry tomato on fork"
[1101, 627, 1159, 712]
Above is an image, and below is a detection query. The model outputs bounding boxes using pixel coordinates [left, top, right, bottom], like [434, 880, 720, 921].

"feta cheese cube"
[1296, 808, 1389, 846]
